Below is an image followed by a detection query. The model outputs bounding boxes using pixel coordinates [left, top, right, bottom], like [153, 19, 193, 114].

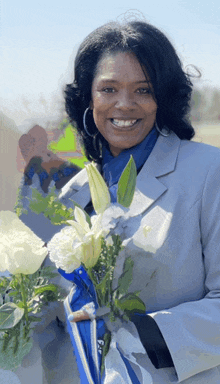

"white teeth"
[112, 119, 137, 127]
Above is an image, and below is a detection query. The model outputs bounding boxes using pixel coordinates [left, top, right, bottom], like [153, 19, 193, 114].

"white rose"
[0, 211, 48, 275]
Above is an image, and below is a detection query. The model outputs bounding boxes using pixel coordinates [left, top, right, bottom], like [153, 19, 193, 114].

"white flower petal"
[67, 220, 86, 239]
[74, 206, 90, 232]
[85, 162, 110, 214]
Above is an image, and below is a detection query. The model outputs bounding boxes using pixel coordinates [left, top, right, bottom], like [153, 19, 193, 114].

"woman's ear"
[89, 100, 93, 110]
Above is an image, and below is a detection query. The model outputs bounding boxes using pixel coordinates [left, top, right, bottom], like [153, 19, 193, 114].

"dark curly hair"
[65, 21, 195, 162]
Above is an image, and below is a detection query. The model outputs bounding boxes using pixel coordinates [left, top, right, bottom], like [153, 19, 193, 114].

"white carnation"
[47, 227, 83, 273]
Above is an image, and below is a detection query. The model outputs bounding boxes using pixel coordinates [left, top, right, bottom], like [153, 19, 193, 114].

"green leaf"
[0, 303, 24, 330]
[34, 284, 58, 296]
[116, 257, 134, 297]
[117, 155, 137, 207]
[115, 293, 146, 315]
[96, 274, 110, 307]
[101, 332, 111, 377]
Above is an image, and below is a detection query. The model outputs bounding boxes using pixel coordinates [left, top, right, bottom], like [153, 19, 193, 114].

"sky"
[1, 0, 220, 125]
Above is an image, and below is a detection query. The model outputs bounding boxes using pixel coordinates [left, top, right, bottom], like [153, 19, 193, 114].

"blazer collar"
[59, 132, 181, 216]
[127, 131, 181, 217]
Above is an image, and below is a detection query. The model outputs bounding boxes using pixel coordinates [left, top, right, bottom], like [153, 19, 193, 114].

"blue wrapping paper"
[60, 266, 143, 384]
[60, 267, 105, 383]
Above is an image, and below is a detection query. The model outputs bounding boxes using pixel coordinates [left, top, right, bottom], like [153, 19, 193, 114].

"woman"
[58, 20, 220, 384]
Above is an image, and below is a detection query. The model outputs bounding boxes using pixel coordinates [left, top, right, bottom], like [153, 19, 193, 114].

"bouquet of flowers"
[0, 211, 64, 370]
[45, 157, 148, 382]
[15, 156, 152, 383]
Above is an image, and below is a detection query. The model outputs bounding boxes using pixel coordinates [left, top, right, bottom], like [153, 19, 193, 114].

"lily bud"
[85, 162, 110, 214]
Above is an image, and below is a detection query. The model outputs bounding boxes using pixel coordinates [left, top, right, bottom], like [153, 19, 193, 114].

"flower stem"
[20, 274, 29, 328]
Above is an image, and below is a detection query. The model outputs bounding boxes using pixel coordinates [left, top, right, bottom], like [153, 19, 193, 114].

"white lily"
[85, 162, 111, 214]
[48, 206, 108, 273]
[0, 211, 48, 275]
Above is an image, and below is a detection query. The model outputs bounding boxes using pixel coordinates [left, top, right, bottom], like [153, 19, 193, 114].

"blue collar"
[102, 127, 159, 189]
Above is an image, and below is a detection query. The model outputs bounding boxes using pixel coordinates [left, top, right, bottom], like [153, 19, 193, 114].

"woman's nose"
[115, 90, 135, 110]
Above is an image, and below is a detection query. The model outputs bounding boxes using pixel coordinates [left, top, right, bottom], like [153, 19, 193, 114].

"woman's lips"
[110, 119, 140, 128]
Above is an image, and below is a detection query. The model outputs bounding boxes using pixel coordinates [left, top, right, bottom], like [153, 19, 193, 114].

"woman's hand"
[68, 302, 96, 323]
[68, 310, 91, 322]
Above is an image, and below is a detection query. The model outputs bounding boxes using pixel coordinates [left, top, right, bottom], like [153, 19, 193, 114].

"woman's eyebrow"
[97, 79, 150, 84]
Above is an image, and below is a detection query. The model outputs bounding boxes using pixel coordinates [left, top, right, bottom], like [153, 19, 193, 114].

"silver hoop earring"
[83, 107, 94, 137]
[155, 122, 170, 137]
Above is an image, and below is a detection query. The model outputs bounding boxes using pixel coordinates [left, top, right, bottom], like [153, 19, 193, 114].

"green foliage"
[115, 257, 134, 298]
[0, 321, 33, 370]
[117, 155, 137, 207]
[0, 266, 64, 366]
[115, 293, 146, 316]
[88, 234, 146, 323]
[90, 235, 123, 310]
[29, 186, 75, 225]
[26, 266, 65, 314]
[14, 187, 28, 217]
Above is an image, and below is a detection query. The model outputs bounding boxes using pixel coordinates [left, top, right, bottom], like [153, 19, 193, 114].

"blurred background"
[0, 0, 220, 210]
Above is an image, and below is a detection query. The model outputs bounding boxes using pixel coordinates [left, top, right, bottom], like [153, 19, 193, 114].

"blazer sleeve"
[148, 158, 220, 382]
[131, 313, 174, 368]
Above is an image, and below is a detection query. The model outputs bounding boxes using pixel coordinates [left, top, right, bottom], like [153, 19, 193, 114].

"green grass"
[69, 156, 88, 169]
[48, 125, 77, 152]
[48, 124, 88, 168]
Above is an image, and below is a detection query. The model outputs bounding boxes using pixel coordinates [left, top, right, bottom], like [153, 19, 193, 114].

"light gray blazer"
[59, 131, 220, 383]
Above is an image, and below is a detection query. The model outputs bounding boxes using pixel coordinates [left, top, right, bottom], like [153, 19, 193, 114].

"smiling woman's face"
[91, 51, 157, 157]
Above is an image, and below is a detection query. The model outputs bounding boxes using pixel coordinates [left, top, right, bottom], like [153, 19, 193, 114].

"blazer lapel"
[127, 132, 181, 217]
[59, 167, 91, 209]
[59, 132, 181, 216]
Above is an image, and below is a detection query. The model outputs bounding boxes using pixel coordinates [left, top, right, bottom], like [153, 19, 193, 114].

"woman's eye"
[137, 88, 151, 94]
[102, 87, 115, 93]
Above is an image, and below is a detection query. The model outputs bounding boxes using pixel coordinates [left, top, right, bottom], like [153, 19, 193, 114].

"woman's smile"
[91, 52, 157, 157]
[111, 118, 139, 128]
